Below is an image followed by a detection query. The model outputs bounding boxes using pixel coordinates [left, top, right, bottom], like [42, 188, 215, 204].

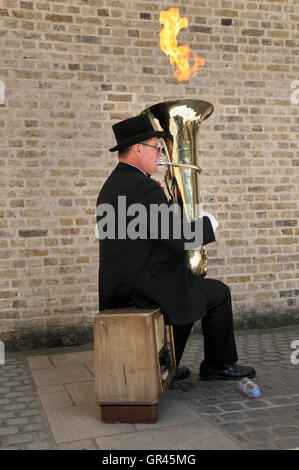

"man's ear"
[132, 144, 141, 154]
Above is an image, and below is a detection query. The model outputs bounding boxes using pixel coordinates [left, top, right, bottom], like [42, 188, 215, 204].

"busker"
[96, 114, 256, 381]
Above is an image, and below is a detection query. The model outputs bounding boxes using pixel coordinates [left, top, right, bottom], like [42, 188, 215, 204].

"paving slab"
[134, 396, 203, 430]
[49, 351, 94, 367]
[45, 404, 136, 444]
[65, 381, 94, 405]
[26, 356, 53, 370]
[58, 439, 98, 450]
[31, 364, 93, 387]
[95, 422, 242, 450]
[37, 384, 73, 410]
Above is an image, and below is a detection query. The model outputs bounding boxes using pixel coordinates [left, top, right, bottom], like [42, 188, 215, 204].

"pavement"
[1, 324, 299, 450]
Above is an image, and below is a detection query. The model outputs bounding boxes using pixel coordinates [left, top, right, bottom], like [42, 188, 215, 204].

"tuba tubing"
[156, 158, 202, 173]
[142, 99, 214, 277]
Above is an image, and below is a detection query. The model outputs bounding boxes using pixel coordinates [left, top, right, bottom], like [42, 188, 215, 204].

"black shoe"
[200, 362, 256, 381]
[173, 366, 191, 381]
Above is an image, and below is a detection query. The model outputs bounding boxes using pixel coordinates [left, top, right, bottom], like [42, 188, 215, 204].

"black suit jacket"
[96, 162, 216, 325]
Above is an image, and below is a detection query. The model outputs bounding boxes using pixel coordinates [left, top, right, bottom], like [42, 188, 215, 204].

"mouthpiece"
[157, 158, 201, 173]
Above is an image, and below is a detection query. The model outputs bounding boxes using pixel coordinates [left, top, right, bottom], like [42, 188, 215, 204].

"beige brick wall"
[0, 0, 298, 347]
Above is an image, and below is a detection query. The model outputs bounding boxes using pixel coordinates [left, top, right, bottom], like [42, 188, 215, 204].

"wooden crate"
[93, 308, 176, 422]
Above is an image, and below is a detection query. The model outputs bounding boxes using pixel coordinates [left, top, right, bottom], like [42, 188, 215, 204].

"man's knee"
[211, 279, 231, 305]
[219, 281, 231, 300]
[201, 278, 231, 310]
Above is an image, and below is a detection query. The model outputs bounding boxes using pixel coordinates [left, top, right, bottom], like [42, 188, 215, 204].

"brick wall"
[0, 0, 298, 348]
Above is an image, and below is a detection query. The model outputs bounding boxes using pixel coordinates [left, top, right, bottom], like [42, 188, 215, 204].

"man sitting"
[96, 114, 256, 381]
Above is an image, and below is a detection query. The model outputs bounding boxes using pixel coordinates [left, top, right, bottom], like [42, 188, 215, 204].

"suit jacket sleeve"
[135, 178, 215, 254]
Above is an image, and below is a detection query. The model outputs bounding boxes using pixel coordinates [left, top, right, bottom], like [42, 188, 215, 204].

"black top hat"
[109, 114, 165, 152]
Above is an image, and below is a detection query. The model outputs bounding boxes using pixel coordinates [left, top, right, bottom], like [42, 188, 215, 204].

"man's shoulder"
[97, 163, 150, 203]
[111, 163, 150, 188]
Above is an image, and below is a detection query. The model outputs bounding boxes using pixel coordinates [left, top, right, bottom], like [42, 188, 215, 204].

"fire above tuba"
[142, 99, 214, 277]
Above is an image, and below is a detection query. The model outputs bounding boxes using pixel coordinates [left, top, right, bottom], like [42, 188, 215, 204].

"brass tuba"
[142, 99, 214, 277]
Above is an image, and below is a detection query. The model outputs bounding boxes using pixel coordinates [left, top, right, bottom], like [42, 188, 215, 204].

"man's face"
[137, 137, 162, 174]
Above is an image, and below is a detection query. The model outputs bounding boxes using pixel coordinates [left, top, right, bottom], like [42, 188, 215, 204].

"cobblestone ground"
[1, 325, 299, 450]
[0, 355, 57, 450]
[174, 324, 299, 450]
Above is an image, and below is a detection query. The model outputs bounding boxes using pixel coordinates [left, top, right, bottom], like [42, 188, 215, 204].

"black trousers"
[172, 279, 238, 367]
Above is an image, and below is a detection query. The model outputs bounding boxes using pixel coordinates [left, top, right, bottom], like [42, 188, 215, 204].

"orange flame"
[159, 8, 205, 82]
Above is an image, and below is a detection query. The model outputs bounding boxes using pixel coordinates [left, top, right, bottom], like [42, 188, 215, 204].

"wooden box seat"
[93, 307, 176, 423]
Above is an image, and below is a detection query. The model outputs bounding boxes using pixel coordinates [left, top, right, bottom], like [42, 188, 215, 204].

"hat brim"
[109, 130, 165, 152]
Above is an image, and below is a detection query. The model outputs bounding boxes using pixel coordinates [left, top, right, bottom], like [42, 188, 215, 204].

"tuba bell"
[142, 99, 214, 277]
